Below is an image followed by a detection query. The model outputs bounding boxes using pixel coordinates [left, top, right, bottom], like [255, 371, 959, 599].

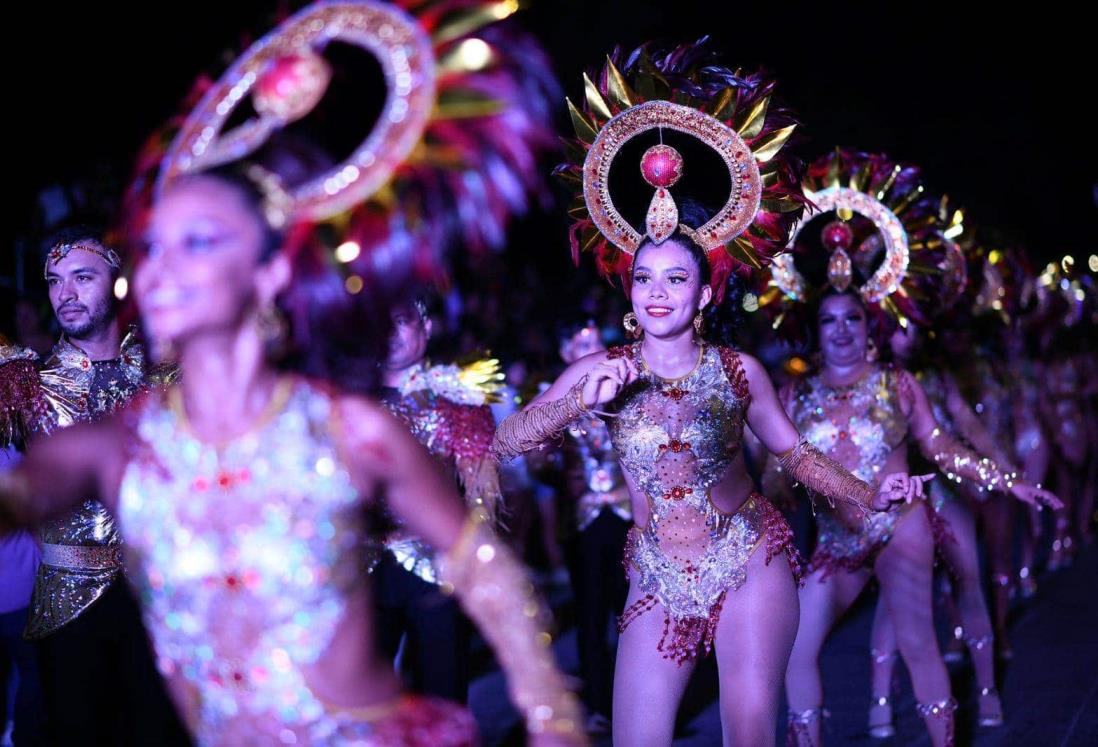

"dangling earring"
[866, 338, 879, 363]
[258, 302, 289, 358]
[693, 312, 704, 337]
[622, 312, 642, 340]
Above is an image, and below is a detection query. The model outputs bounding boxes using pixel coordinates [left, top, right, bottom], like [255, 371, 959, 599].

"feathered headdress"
[555, 38, 807, 300]
[124, 0, 558, 283]
[761, 148, 961, 340]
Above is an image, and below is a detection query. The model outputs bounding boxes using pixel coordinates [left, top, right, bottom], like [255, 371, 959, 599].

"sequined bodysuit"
[609, 343, 798, 662]
[118, 379, 411, 745]
[23, 331, 149, 639]
[788, 365, 912, 575]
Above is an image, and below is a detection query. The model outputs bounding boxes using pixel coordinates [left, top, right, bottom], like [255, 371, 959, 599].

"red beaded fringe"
[619, 497, 803, 664]
[0, 359, 49, 445]
[761, 497, 805, 587]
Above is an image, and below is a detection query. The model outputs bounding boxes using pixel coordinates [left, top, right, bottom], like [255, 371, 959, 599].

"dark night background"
[2, 6, 1097, 744]
[4, 1, 1095, 323]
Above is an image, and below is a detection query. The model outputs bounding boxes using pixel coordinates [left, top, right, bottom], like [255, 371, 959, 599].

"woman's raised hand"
[580, 357, 638, 408]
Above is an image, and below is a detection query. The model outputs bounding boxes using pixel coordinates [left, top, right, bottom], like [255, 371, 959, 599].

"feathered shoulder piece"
[396, 356, 503, 406]
[556, 37, 806, 297]
[0, 340, 45, 448]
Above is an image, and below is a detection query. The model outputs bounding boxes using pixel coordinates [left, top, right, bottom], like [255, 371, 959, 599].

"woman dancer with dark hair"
[867, 321, 1061, 734]
[3, 2, 584, 744]
[493, 46, 926, 746]
[765, 149, 1057, 746]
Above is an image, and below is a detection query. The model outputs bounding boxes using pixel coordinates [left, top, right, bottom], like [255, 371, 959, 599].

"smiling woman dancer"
[764, 149, 1057, 747]
[492, 44, 927, 747]
[2, 2, 583, 745]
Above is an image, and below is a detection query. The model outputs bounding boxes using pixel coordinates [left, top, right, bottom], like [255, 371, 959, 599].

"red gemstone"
[640, 144, 684, 188]
[253, 53, 332, 122]
[821, 220, 854, 251]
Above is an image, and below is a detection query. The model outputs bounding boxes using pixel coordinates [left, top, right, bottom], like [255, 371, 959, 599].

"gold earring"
[866, 338, 879, 363]
[693, 312, 704, 336]
[623, 312, 641, 339]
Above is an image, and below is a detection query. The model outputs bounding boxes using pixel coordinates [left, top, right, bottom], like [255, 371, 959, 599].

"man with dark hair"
[0, 227, 188, 745]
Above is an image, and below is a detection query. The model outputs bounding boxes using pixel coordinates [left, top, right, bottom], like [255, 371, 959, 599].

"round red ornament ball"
[821, 220, 854, 251]
[640, 144, 684, 189]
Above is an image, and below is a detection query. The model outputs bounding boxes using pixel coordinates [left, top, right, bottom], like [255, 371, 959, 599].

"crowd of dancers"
[1, 2, 1094, 746]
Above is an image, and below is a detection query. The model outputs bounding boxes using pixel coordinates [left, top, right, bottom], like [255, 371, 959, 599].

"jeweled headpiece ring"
[130, 0, 559, 284]
[558, 39, 806, 299]
[762, 148, 960, 336]
[156, 1, 437, 223]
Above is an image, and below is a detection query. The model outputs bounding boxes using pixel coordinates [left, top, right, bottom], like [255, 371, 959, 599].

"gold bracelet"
[490, 382, 587, 461]
[777, 439, 877, 512]
[575, 378, 590, 413]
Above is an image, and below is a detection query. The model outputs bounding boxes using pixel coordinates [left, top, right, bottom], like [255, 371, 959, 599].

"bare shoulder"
[734, 352, 767, 379]
[331, 393, 424, 497]
[734, 352, 776, 393]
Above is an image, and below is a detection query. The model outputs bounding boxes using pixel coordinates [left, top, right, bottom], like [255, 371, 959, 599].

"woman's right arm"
[0, 418, 122, 530]
[491, 350, 636, 462]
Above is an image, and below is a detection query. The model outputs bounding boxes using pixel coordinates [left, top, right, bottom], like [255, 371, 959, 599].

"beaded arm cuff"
[439, 515, 586, 742]
[777, 439, 878, 512]
[490, 381, 587, 462]
[921, 427, 1017, 497]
